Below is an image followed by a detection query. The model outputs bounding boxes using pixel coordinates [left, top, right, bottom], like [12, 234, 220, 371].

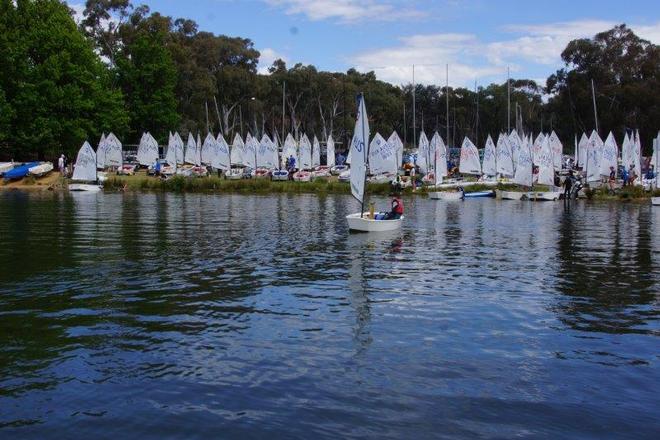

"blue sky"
[69, 0, 660, 88]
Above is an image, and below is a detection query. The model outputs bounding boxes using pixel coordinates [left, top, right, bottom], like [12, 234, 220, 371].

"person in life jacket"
[386, 195, 404, 220]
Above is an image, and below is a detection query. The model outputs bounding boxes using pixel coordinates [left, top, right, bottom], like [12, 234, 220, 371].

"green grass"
[104, 175, 407, 195]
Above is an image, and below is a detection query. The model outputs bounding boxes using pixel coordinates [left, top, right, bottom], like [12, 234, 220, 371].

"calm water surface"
[0, 191, 659, 439]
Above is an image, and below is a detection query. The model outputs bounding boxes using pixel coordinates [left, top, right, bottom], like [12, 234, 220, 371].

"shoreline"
[1, 172, 658, 202]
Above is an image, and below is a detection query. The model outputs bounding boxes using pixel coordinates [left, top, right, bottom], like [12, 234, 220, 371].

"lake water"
[1, 191, 659, 439]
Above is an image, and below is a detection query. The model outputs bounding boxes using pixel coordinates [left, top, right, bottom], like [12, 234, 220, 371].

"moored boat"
[429, 189, 464, 201]
[464, 190, 495, 198]
[526, 190, 561, 201]
[0, 162, 15, 176]
[497, 190, 526, 200]
[651, 197, 660, 206]
[69, 183, 102, 192]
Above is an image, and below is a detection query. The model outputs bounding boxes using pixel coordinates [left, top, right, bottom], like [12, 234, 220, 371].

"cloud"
[67, 2, 85, 24]
[350, 19, 660, 87]
[264, 0, 422, 22]
[258, 48, 289, 74]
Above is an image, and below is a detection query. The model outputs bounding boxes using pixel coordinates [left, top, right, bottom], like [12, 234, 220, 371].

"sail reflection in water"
[0, 191, 658, 439]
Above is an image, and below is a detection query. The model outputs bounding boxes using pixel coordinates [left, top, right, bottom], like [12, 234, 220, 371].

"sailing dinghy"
[69, 141, 102, 192]
[346, 94, 403, 233]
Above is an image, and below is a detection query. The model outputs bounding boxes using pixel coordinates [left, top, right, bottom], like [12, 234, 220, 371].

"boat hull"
[330, 165, 349, 175]
[651, 197, 660, 206]
[429, 191, 463, 201]
[69, 183, 102, 192]
[464, 190, 495, 198]
[271, 170, 289, 181]
[498, 190, 525, 200]
[293, 171, 311, 182]
[527, 191, 561, 201]
[346, 212, 403, 232]
[28, 162, 53, 177]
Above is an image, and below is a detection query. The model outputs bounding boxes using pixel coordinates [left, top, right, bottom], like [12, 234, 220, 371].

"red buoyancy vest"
[393, 198, 404, 214]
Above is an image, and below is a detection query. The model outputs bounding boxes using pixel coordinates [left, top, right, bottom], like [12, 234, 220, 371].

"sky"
[68, 0, 660, 88]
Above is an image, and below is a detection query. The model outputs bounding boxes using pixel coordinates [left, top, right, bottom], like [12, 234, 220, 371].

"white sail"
[201, 133, 215, 165]
[482, 135, 497, 177]
[165, 132, 176, 167]
[96, 133, 107, 169]
[549, 131, 563, 170]
[600, 132, 618, 177]
[513, 139, 533, 187]
[72, 141, 97, 182]
[326, 135, 335, 166]
[532, 133, 545, 164]
[509, 130, 522, 172]
[312, 136, 321, 167]
[258, 134, 277, 169]
[243, 133, 257, 169]
[174, 132, 185, 165]
[578, 133, 589, 168]
[586, 131, 603, 182]
[417, 132, 431, 174]
[282, 133, 298, 168]
[270, 134, 280, 169]
[369, 133, 396, 175]
[137, 132, 159, 166]
[299, 134, 312, 169]
[231, 134, 245, 167]
[633, 130, 642, 181]
[537, 135, 554, 186]
[496, 133, 514, 177]
[213, 134, 231, 171]
[434, 133, 447, 185]
[388, 131, 404, 170]
[459, 137, 481, 175]
[350, 95, 369, 203]
[105, 132, 122, 167]
[184, 133, 197, 165]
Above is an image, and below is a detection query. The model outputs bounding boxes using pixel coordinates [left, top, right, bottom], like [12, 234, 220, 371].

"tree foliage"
[0, 1, 658, 160]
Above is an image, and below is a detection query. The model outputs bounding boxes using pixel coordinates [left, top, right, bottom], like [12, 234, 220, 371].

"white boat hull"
[28, 162, 53, 177]
[271, 170, 289, 181]
[331, 165, 349, 175]
[346, 212, 403, 232]
[429, 191, 463, 201]
[527, 191, 561, 201]
[498, 190, 525, 200]
[293, 171, 311, 182]
[69, 183, 102, 192]
[652, 197, 660, 206]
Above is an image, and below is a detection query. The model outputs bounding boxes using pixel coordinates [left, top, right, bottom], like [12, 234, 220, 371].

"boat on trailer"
[292, 170, 311, 182]
[331, 164, 348, 175]
[271, 169, 289, 181]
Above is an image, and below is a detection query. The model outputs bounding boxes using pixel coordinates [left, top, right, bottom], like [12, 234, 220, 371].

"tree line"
[0, 0, 658, 160]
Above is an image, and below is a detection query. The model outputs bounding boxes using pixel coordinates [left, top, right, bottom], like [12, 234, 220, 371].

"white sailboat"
[96, 133, 107, 169]
[528, 134, 561, 201]
[496, 133, 514, 178]
[501, 132, 533, 200]
[137, 132, 159, 167]
[459, 137, 481, 176]
[201, 133, 216, 166]
[326, 135, 336, 167]
[212, 134, 231, 174]
[482, 135, 497, 179]
[346, 94, 403, 232]
[599, 132, 618, 178]
[429, 134, 461, 200]
[104, 132, 123, 168]
[69, 141, 102, 192]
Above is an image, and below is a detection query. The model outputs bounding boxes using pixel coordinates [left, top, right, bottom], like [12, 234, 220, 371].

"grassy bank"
[103, 175, 406, 195]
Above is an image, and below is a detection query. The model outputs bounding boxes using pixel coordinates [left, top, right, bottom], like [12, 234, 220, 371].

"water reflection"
[0, 192, 658, 438]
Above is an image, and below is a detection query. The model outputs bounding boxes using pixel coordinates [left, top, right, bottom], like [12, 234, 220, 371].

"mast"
[360, 93, 370, 218]
[282, 81, 286, 147]
[205, 101, 210, 134]
[507, 67, 511, 134]
[412, 64, 416, 150]
[213, 96, 223, 136]
[591, 79, 599, 135]
[446, 64, 450, 150]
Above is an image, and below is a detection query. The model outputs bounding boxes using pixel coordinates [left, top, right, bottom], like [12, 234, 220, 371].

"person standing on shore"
[563, 171, 573, 199]
[58, 154, 65, 176]
[608, 166, 616, 192]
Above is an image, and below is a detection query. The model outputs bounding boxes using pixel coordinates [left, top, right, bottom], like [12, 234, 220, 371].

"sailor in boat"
[381, 193, 404, 220]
